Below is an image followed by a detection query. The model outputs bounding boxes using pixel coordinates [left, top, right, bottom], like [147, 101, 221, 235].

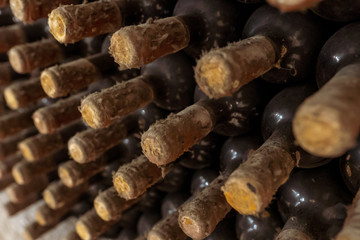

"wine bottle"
[4, 193, 38, 216]
[191, 168, 218, 194]
[194, 4, 329, 98]
[223, 84, 331, 215]
[0, 128, 37, 160]
[4, 77, 47, 109]
[80, 52, 194, 129]
[18, 121, 86, 161]
[0, 62, 28, 87]
[276, 160, 352, 240]
[48, 0, 177, 44]
[109, 0, 247, 69]
[0, 173, 14, 191]
[33, 78, 117, 134]
[0, 152, 22, 178]
[12, 149, 67, 184]
[311, 0, 360, 22]
[0, 19, 48, 53]
[141, 79, 273, 166]
[9, 0, 82, 23]
[236, 203, 283, 240]
[205, 215, 237, 240]
[8, 38, 87, 74]
[40, 52, 119, 98]
[6, 174, 48, 202]
[68, 104, 163, 163]
[156, 165, 191, 193]
[24, 220, 59, 240]
[0, 6, 15, 26]
[336, 191, 360, 240]
[137, 210, 161, 239]
[0, 106, 37, 139]
[266, 0, 323, 12]
[293, 22, 360, 158]
[93, 186, 140, 221]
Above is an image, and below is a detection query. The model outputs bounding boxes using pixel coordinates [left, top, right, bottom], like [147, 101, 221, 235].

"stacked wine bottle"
[0, 0, 359, 239]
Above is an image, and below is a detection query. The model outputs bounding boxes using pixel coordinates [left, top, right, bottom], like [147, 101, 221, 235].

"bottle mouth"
[49, 12, 67, 43]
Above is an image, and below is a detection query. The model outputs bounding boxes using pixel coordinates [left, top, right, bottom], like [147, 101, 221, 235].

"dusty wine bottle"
[8, 38, 87, 74]
[223, 84, 331, 215]
[80, 52, 195, 128]
[6, 174, 48, 202]
[293, 22, 360, 158]
[0, 62, 28, 87]
[194, 4, 329, 98]
[266, 0, 323, 12]
[0, 128, 37, 160]
[0, 152, 22, 178]
[311, 0, 360, 22]
[48, 0, 177, 44]
[110, 0, 246, 68]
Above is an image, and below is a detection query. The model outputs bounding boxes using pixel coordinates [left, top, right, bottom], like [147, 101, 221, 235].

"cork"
[0, 62, 13, 87]
[276, 228, 314, 240]
[6, 174, 48, 203]
[4, 193, 38, 216]
[18, 131, 63, 161]
[0, 128, 36, 160]
[94, 186, 139, 221]
[43, 180, 88, 209]
[68, 119, 128, 163]
[113, 155, 164, 200]
[58, 158, 107, 188]
[0, 152, 22, 178]
[32, 91, 85, 134]
[49, 1, 122, 44]
[36, 200, 75, 226]
[110, 16, 190, 69]
[148, 211, 187, 240]
[178, 175, 231, 239]
[41, 58, 102, 98]
[8, 38, 64, 74]
[4, 77, 46, 109]
[0, 174, 14, 191]
[80, 76, 154, 128]
[266, 0, 323, 12]
[293, 64, 360, 158]
[24, 221, 57, 240]
[10, 0, 79, 23]
[222, 129, 295, 215]
[336, 190, 360, 240]
[141, 104, 214, 166]
[195, 36, 277, 99]
[0, 107, 35, 139]
[0, 23, 27, 53]
[76, 209, 116, 240]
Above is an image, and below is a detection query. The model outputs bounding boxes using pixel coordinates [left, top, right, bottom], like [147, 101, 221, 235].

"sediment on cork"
[141, 104, 213, 166]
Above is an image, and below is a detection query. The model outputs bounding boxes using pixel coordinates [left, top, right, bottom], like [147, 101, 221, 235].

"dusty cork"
[4, 193, 38, 216]
[76, 209, 116, 240]
[12, 154, 59, 184]
[33, 91, 85, 134]
[8, 39, 64, 74]
[266, 0, 323, 12]
[0, 107, 35, 139]
[24, 221, 57, 240]
[80, 76, 154, 128]
[4, 78, 46, 109]
[0, 128, 36, 160]
[195, 36, 276, 99]
[178, 175, 232, 239]
[41, 58, 102, 98]
[18, 131, 63, 161]
[113, 155, 163, 200]
[141, 104, 213, 166]
[293, 64, 360, 158]
[110, 16, 190, 69]
[68, 119, 128, 163]
[43, 180, 88, 209]
[148, 211, 187, 240]
[223, 129, 295, 215]
[94, 186, 139, 221]
[49, 1, 122, 44]
[36, 199, 76, 226]
[276, 228, 314, 240]
[0, 23, 27, 53]
[336, 190, 360, 240]
[58, 158, 107, 188]
[10, 0, 79, 23]
[6, 175, 48, 203]
[0, 152, 23, 178]
[0, 62, 13, 87]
